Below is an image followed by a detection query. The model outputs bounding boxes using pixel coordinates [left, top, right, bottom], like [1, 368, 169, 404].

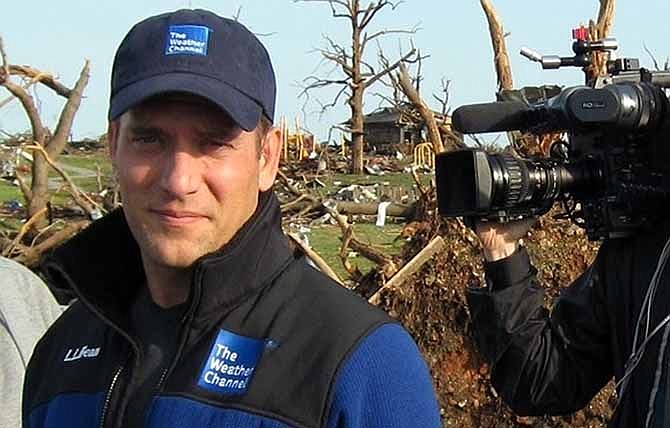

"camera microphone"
[452, 101, 532, 133]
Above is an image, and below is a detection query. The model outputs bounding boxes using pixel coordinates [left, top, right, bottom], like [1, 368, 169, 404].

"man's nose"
[159, 149, 200, 198]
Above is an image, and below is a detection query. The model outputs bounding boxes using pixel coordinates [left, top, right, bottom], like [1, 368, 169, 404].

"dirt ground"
[376, 199, 614, 427]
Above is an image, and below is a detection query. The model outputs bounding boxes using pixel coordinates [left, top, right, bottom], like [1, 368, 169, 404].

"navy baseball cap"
[109, 9, 276, 131]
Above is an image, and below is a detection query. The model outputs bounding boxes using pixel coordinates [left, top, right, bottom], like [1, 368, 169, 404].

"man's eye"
[203, 138, 235, 149]
[132, 135, 161, 145]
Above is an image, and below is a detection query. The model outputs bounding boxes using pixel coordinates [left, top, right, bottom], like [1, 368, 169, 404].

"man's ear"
[258, 126, 282, 192]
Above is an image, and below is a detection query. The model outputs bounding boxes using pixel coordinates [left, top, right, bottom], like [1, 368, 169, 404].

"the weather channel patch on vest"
[198, 329, 265, 395]
[165, 25, 210, 56]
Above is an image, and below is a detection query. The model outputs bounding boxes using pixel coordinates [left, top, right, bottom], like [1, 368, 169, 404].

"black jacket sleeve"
[467, 245, 613, 416]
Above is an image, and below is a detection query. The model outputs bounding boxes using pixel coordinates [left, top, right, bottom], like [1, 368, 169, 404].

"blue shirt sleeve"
[326, 323, 442, 428]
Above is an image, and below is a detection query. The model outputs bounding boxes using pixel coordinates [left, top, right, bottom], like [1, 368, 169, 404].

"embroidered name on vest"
[63, 345, 101, 362]
[197, 329, 264, 395]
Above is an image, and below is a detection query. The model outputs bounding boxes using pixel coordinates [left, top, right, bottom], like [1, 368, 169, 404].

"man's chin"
[143, 241, 210, 270]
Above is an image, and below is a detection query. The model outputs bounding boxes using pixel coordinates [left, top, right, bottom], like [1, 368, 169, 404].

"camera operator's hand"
[475, 218, 536, 262]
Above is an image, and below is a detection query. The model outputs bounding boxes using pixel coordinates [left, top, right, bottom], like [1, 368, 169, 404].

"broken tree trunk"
[396, 62, 446, 154]
[588, 0, 616, 79]
[336, 201, 414, 218]
[282, 200, 415, 219]
[480, 0, 513, 91]
[369, 235, 446, 305]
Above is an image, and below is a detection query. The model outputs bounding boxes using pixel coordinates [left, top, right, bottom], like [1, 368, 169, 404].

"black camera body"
[436, 32, 670, 240]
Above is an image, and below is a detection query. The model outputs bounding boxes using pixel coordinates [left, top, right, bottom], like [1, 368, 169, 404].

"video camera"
[436, 28, 670, 240]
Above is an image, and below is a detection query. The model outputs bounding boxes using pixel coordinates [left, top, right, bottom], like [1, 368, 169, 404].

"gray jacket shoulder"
[0, 257, 63, 352]
[0, 257, 63, 428]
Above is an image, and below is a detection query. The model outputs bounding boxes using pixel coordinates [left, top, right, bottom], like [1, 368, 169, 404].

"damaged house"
[342, 103, 452, 154]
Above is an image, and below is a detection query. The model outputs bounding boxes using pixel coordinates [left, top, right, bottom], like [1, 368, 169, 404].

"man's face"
[108, 95, 280, 270]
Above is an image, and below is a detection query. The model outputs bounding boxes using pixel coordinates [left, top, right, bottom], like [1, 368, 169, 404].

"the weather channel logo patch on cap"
[197, 329, 265, 395]
[165, 25, 211, 56]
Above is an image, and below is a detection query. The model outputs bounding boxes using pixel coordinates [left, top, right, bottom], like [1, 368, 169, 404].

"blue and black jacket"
[23, 192, 441, 427]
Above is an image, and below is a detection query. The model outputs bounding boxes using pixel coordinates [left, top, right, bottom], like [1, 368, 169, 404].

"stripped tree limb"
[396, 62, 445, 153]
[287, 232, 345, 286]
[6, 65, 72, 97]
[480, 0, 513, 91]
[0, 36, 8, 78]
[368, 235, 446, 305]
[0, 79, 40, 110]
[46, 60, 90, 159]
[588, 0, 616, 79]
[377, 50, 463, 154]
[1, 207, 48, 257]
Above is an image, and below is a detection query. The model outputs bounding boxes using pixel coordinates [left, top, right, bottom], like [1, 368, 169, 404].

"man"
[22, 9, 441, 428]
[468, 214, 670, 427]
[0, 256, 62, 428]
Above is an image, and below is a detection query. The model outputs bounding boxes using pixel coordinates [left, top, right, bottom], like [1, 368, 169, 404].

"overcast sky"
[1, 1, 668, 142]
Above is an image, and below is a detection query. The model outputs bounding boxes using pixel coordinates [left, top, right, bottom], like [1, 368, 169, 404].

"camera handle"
[521, 26, 619, 84]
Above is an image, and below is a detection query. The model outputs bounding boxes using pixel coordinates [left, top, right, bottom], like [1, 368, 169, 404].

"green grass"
[59, 153, 113, 175]
[307, 222, 405, 281]
[0, 180, 22, 202]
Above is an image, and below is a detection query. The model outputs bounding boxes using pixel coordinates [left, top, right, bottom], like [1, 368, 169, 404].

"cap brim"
[108, 72, 262, 131]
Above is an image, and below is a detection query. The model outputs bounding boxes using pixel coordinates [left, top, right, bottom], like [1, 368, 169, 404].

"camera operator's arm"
[467, 220, 612, 416]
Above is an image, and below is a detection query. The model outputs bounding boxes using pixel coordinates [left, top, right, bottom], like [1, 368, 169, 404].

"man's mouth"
[150, 209, 207, 225]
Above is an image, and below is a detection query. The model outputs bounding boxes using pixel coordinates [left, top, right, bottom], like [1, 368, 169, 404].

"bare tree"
[297, 0, 418, 174]
[0, 36, 91, 234]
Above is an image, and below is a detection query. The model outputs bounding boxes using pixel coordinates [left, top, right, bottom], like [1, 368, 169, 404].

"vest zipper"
[155, 284, 200, 395]
[144, 310, 195, 425]
[99, 360, 126, 428]
[155, 367, 169, 392]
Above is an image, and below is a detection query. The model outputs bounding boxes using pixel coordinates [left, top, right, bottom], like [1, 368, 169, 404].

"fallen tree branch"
[337, 220, 359, 278]
[369, 235, 446, 305]
[324, 203, 399, 278]
[287, 232, 345, 286]
[6, 64, 73, 98]
[2, 206, 48, 257]
[15, 220, 89, 267]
